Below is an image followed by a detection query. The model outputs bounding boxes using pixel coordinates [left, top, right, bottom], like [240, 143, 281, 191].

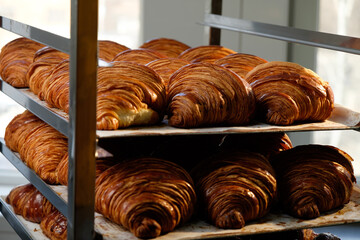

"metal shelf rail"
[0, 0, 98, 239]
[205, 1, 360, 55]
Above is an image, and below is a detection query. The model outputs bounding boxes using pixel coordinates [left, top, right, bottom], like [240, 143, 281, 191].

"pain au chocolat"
[245, 61, 334, 125]
[191, 150, 277, 229]
[140, 37, 191, 58]
[95, 157, 196, 239]
[270, 144, 356, 219]
[0, 37, 45, 87]
[167, 62, 255, 128]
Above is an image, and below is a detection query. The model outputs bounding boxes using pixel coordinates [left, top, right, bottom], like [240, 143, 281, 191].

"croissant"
[6, 183, 67, 240]
[40, 210, 67, 240]
[112, 48, 167, 65]
[214, 53, 268, 79]
[178, 45, 236, 63]
[95, 157, 196, 239]
[0, 37, 44, 87]
[98, 40, 129, 62]
[6, 183, 55, 223]
[40, 60, 166, 129]
[97, 61, 166, 129]
[191, 150, 277, 229]
[245, 61, 334, 125]
[5, 110, 68, 184]
[140, 38, 190, 58]
[219, 132, 293, 159]
[270, 144, 356, 219]
[27, 47, 69, 99]
[146, 58, 190, 93]
[167, 62, 255, 128]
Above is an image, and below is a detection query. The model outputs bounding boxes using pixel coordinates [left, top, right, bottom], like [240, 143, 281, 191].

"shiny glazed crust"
[0, 37, 45, 87]
[167, 62, 255, 128]
[95, 157, 196, 239]
[245, 61, 334, 125]
[191, 150, 277, 229]
[140, 38, 190, 58]
[270, 144, 356, 219]
[6, 184, 54, 223]
[40, 210, 67, 240]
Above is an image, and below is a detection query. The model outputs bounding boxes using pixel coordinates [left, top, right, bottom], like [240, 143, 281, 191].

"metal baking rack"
[0, 0, 360, 239]
[0, 0, 98, 239]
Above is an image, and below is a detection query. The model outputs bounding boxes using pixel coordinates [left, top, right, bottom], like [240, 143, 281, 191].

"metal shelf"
[0, 198, 34, 240]
[0, 79, 69, 137]
[0, 0, 98, 238]
[203, 13, 360, 55]
[0, 138, 68, 218]
[0, 16, 70, 54]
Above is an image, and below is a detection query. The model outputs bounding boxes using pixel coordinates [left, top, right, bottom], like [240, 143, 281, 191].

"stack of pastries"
[0, 36, 336, 128]
[6, 184, 67, 240]
[2, 37, 353, 240]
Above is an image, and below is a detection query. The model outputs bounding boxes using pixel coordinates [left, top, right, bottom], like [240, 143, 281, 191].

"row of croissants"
[5, 110, 355, 239]
[0, 37, 335, 129]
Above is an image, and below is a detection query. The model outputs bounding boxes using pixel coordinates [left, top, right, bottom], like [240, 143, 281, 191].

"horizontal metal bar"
[202, 14, 360, 55]
[0, 198, 33, 240]
[0, 138, 68, 218]
[0, 79, 69, 137]
[0, 16, 70, 54]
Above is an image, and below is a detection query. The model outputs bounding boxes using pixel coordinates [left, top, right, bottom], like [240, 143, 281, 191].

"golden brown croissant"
[214, 53, 268, 79]
[0, 37, 45, 87]
[167, 62, 255, 128]
[178, 45, 236, 63]
[5, 110, 68, 184]
[112, 48, 167, 65]
[191, 150, 277, 229]
[270, 144, 356, 219]
[40, 210, 67, 240]
[140, 38, 190, 58]
[245, 61, 334, 125]
[6, 183, 55, 223]
[97, 61, 166, 129]
[98, 40, 129, 62]
[6, 183, 67, 240]
[95, 157, 196, 239]
[26, 47, 69, 99]
[40, 60, 166, 129]
[219, 132, 293, 159]
[146, 58, 190, 93]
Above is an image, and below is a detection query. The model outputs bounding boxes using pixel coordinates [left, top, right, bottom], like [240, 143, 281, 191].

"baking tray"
[12, 87, 360, 138]
[4, 184, 352, 240]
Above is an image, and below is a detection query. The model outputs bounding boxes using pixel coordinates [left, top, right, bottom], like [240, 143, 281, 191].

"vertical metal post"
[68, 0, 98, 239]
[209, 0, 222, 45]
